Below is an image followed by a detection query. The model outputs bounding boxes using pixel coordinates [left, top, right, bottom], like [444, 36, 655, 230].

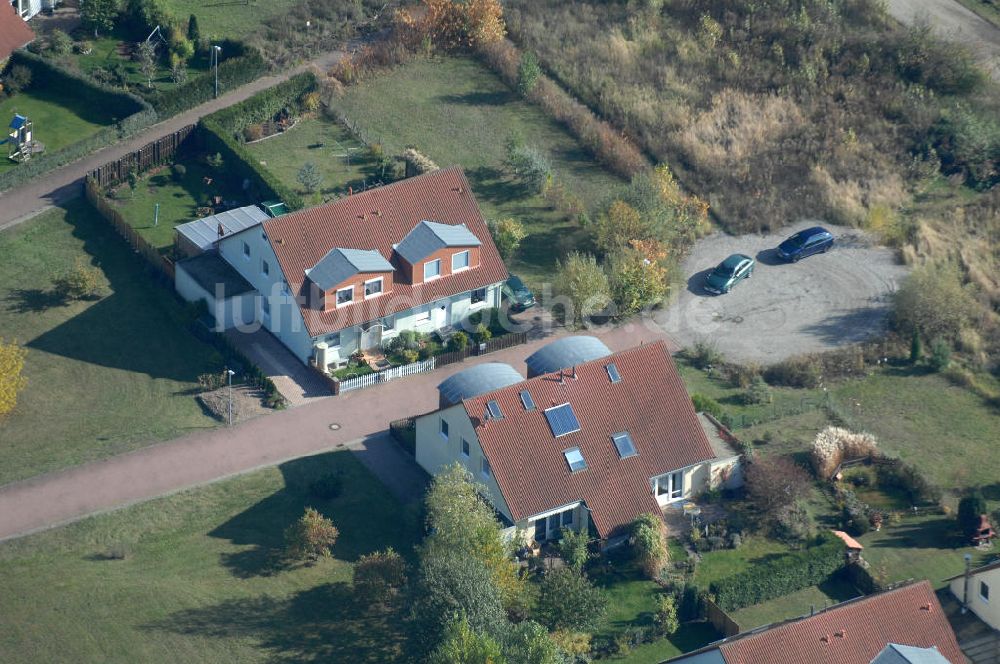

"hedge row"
[187, 319, 286, 409]
[144, 41, 267, 118]
[709, 533, 846, 612]
[0, 52, 157, 193]
[199, 72, 317, 211]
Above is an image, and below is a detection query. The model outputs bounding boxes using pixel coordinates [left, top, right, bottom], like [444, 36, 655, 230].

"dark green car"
[502, 275, 536, 311]
[704, 254, 755, 295]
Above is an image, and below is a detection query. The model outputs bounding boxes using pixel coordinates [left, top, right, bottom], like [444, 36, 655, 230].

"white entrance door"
[431, 302, 449, 329]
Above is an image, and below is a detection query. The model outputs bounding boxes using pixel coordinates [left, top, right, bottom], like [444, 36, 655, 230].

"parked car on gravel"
[777, 226, 834, 262]
[704, 254, 755, 295]
[502, 274, 536, 311]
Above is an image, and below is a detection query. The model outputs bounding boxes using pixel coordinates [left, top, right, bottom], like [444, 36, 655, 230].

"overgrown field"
[332, 56, 625, 285]
[504, 0, 1000, 347]
[0, 450, 422, 662]
[0, 202, 220, 485]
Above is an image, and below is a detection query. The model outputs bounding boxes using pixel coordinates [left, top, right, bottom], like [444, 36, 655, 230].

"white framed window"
[471, 287, 487, 305]
[424, 259, 441, 281]
[452, 250, 470, 272]
[440, 418, 449, 440]
[981, 581, 990, 603]
[326, 332, 341, 347]
[242, 241, 250, 259]
[364, 277, 383, 298]
[415, 310, 431, 324]
[262, 260, 269, 277]
[481, 457, 491, 479]
[336, 286, 354, 306]
[461, 438, 470, 457]
[563, 447, 587, 473]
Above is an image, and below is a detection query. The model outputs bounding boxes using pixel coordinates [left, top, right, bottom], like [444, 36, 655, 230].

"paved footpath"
[0, 48, 348, 230]
[0, 322, 676, 542]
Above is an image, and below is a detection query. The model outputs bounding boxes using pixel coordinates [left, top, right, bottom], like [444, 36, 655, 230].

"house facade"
[0, 0, 34, 64]
[415, 339, 742, 546]
[947, 560, 1000, 631]
[175, 168, 508, 369]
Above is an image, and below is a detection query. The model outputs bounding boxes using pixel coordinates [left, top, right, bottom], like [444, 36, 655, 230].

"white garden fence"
[337, 358, 436, 393]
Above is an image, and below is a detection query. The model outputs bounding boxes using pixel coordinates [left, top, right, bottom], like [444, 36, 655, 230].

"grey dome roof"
[438, 363, 524, 406]
[525, 336, 611, 376]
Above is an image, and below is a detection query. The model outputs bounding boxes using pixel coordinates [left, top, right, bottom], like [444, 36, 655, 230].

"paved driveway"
[656, 221, 909, 364]
[226, 327, 333, 407]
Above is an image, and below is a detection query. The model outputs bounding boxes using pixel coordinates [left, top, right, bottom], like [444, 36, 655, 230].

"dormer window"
[424, 259, 441, 281]
[336, 286, 354, 306]
[452, 250, 470, 272]
[364, 277, 383, 298]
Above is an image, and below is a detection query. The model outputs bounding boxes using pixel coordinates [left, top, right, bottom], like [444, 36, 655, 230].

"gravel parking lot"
[655, 221, 910, 365]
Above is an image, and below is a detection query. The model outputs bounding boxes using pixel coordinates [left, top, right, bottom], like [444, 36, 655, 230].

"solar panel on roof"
[520, 390, 535, 411]
[486, 400, 503, 419]
[544, 403, 580, 438]
[606, 363, 621, 383]
[612, 432, 637, 458]
[563, 447, 587, 473]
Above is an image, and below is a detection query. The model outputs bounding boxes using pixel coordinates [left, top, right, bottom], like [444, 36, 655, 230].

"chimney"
[559, 369, 565, 385]
[820, 635, 830, 644]
[835, 629, 847, 639]
[571, 366, 578, 380]
[921, 603, 933, 612]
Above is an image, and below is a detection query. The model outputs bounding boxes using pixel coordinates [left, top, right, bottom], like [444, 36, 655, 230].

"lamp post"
[212, 45, 222, 99]
[226, 368, 236, 426]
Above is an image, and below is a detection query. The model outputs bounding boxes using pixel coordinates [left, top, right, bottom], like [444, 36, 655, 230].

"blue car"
[777, 226, 834, 262]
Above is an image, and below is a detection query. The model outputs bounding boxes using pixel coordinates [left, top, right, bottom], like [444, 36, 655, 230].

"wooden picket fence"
[89, 124, 197, 188]
[337, 358, 436, 394]
[84, 179, 175, 281]
[436, 331, 529, 368]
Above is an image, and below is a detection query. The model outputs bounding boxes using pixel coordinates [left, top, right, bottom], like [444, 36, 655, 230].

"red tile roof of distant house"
[0, 3, 34, 61]
[716, 581, 963, 664]
[263, 168, 508, 337]
[463, 341, 717, 539]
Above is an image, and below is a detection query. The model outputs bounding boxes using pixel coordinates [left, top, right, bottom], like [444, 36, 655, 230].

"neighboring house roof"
[438, 363, 524, 406]
[869, 643, 953, 664]
[833, 530, 864, 550]
[263, 168, 508, 338]
[0, 2, 33, 61]
[394, 219, 481, 264]
[711, 581, 964, 664]
[305, 248, 395, 292]
[176, 205, 269, 253]
[942, 558, 1000, 583]
[525, 336, 612, 376]
[463, 341, 717, 538]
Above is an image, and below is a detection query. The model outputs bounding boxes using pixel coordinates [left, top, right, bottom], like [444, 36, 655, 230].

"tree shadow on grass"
[143, 582, 409, 663]
[211, 452, 423, 579]
[5, 288, 67, 314]
[866, 517, 965, 551]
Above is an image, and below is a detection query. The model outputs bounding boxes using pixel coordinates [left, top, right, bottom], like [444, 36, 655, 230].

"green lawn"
[109, 157, 247, 253]
[157, 0, 300, 37]
[334, 56, 625, 285]
[729, 577, 861, 630]
[55, 30, 211, 94]
[244, 115, 387, 200]
[612, 623, 720, 664]
[857, 514, 994, 590]
[0, 86, 115, 174]
[0, 450, 422, 662]
[693, 537, 793, 590]
[0, 201, 221, 485]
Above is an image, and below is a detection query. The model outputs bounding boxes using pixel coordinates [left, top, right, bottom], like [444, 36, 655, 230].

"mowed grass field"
[334, 56, 625, 285]
[0, 451, 422, 662]
[0, 201, 220, 485]
[0, 87, 116, 175]
[158, 0, 299, 38]
[245, 115, 383, 199]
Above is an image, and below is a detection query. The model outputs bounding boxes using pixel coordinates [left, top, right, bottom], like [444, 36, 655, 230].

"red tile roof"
[263, 168, 508, 337]
[718, 581, 964, 664]
[0, 3, 33, 61]
[464, 341, 718, 538]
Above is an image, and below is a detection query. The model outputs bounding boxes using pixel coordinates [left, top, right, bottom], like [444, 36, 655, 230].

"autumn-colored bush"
[810, 427, 879, 479]
[0, 338, 28, 418]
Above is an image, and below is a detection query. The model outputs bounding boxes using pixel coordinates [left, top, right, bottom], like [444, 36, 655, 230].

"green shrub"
[48, 29, 73, 55]
[709, 533, 845, 611]
[875, 459, 941, 504]
[764, 355, 822, 388]
[928, 338, 952, 371]
[517, 50, 541, 96]
[654, 594, 679, 636]
[742, 375, 772, 405]
[171, 163, 186, 181]
[557, 527, 589, 571]
[473, 323, 492, 344]
[631, 513, 668, 578]
[958, 491, 987, 540]
[685, 340, 723, 369]
[690, 393, 731, 428]
[448, 332, 469, 352]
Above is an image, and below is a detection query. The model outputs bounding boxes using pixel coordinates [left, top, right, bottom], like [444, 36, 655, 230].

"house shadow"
[142, 582, 409, 663]
[19, 203, 216, 382]
[210, 451, 421, 579]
